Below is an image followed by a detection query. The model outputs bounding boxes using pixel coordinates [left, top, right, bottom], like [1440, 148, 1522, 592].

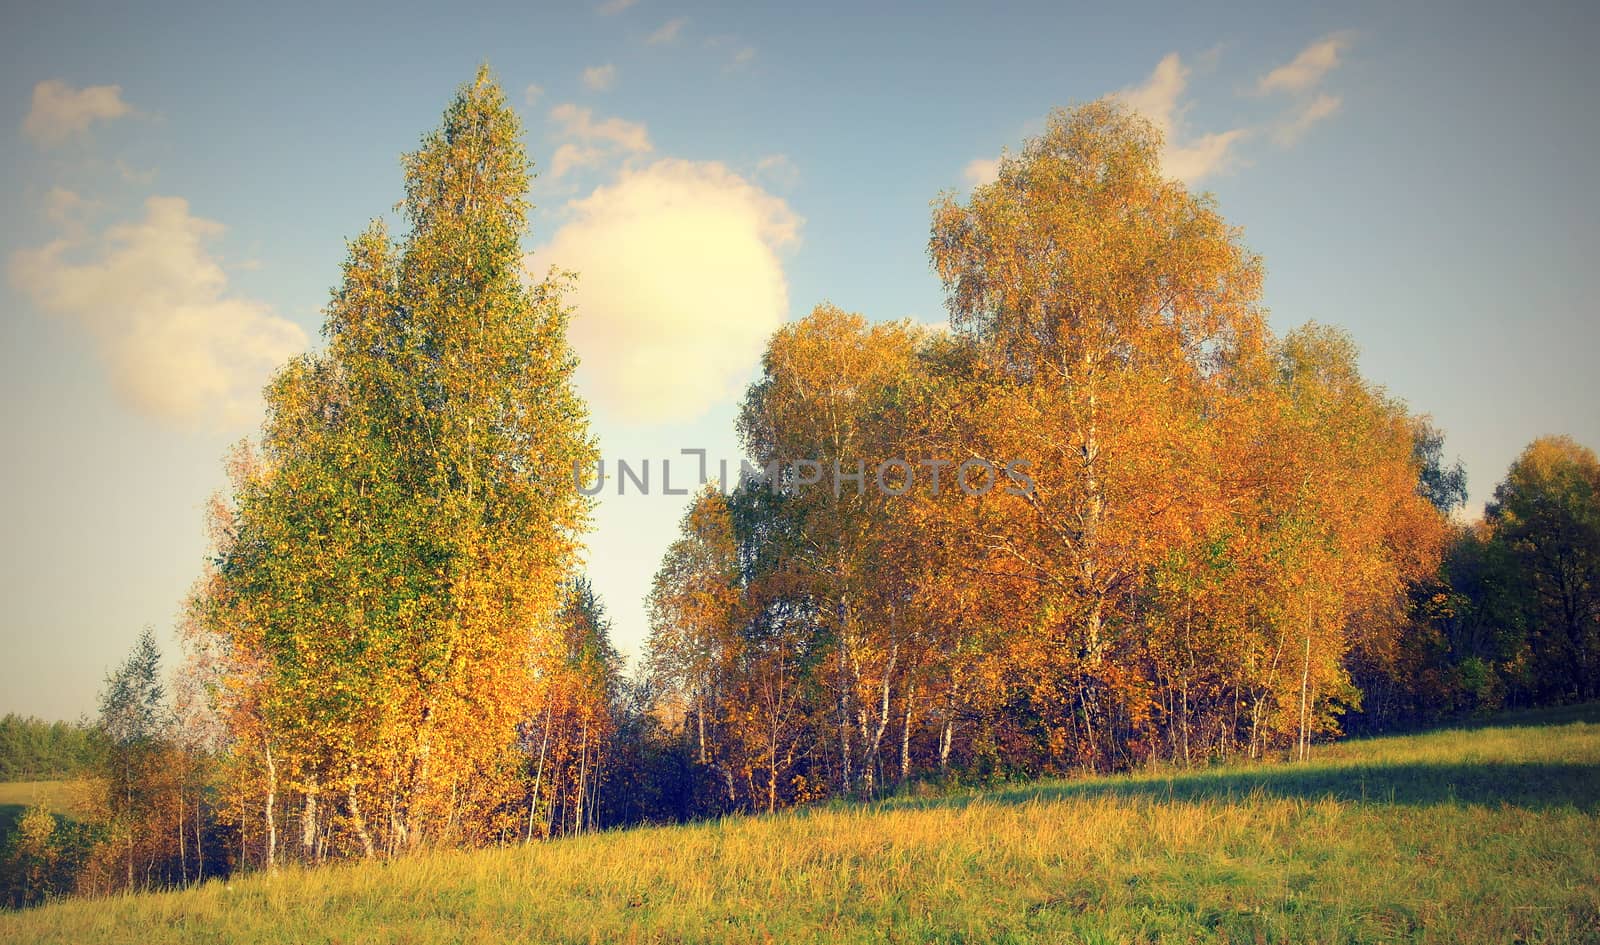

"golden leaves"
[188, 68, 599, 859]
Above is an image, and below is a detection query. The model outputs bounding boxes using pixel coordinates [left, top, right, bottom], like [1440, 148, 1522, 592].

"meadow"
[3, 707, 1596, 944]
[0, 781, 91, 846]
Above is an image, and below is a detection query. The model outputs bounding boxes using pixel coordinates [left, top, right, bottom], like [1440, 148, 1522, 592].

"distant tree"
[1432, 525, 1532, 709]
[0, 715, 100, 781]
[1413, 418, 1469, 516]
[1356, 435, 1600, 730]
[1487, 436, 1600, 701]
[528, 577, 621, 838]
[95, 628, 179, 891]
[646, 486, 744, 807]
[598, 676, 696, 826]
[1, 806, 59, 908]
[99, 629, 165, 749]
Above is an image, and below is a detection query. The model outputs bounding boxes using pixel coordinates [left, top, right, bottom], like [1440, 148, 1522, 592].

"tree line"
[635, 103, 1598, 812]
[640, 102, 1443, 808]
[4, 69, 1597, 908]
[0, 716, 98, 782]
[1353, 435, 1600, 726]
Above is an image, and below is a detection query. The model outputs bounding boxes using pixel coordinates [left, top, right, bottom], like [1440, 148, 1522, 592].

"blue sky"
[2, 0, 1595, 720]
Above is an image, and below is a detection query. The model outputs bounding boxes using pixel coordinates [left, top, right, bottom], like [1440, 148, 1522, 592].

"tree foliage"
[12, 84, 1597, 910]
[0, 717, 99, 782]
[186, 66, 598, 866]
[641, 102, 1454, 804]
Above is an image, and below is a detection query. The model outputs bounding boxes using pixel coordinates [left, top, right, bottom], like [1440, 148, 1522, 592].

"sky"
[2, 0, 1595, 721]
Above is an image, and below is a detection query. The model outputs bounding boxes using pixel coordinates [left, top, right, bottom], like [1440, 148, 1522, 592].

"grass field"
[3, 709, 1598, 944]
[0, 780, 93, 848]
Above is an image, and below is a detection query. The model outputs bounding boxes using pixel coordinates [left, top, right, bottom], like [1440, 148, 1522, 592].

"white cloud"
[755, 154, 799, 188]
[43, 187, 99, 233]
[598, 0, 636, 13]
[8, 196, 307, 428]
[115, 159, 157, 185]
[1164, 129, 1250, 182]
[549, 103, 652, 151]
[549, 143, 605, 179]
[524, 83, 545, 106]
[1256, 33, 1353, 96]
[1115, 53, 1248, 183]
[962, 157, 1001, 188]
[1273, 93, 1342, 146]
[702, 34, 756, 69]
[582, 64, 617, 91]
[23, 80, 132, 146]
[528, 160, 801, 423]
[544, 104, 652, 179]
[1117, 53, 1189, 131]
[647, 17, 687, 45]
[1254, 34, 1352, 147]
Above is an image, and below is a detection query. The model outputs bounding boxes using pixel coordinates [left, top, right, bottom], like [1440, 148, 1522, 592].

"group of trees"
[7, 69, 620, 905]
[178, 68, 608, 870]
[637, 104, 1596, 814]
[0, 719, 98, 907]
[6, 71, 1599, 908]
[2, 630, 220, 906]
[0, 716, 98, 782]
[1356, 435, 1600, 726]
[0, 806, 98, 909]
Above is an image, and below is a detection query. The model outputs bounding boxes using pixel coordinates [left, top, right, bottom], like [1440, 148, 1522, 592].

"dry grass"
[4, 712, 1598, 944]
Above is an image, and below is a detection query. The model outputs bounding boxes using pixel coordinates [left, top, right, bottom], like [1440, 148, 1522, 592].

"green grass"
[4, 712, 1599, 944]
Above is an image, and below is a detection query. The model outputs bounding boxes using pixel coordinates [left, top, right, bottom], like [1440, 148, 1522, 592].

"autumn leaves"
[642, 102, 1448, 808]
[187, 69, 600, 865]
[184, 69, 1458, 861]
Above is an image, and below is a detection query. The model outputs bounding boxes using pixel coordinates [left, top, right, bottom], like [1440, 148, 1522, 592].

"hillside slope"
[5, 713, 1598, 944]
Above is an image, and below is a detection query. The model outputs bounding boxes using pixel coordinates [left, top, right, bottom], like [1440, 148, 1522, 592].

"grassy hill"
[4, 710, 1598, 944]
